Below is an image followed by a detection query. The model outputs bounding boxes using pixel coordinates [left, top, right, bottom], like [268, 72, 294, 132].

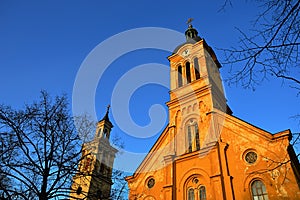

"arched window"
[188, 188, 195, 200]
[178, 65, 183, 87]
[103, 128, 108, 138]
[194, 58, 200, 80]
[185, 176, 206, 200]
[195, 123, 200, 151]
[84, 157, 92, 171]
[199, 186, 206, 200]
[186, 62, 191, 83]
[186, 119, 200, 153]
[187, 126, 192, 153]
[97, 128, 102, 137]
[251, 180, 268, 200]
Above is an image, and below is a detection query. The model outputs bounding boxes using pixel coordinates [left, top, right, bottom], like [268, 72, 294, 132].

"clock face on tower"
[182, 49, 190, 57]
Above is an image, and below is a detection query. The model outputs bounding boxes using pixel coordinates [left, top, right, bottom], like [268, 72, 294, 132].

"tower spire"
[70, 105, 117, 200]
[185, 18, 201, 42]
[100, 104, 111, 122]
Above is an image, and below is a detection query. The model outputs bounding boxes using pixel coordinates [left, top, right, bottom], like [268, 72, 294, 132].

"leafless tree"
[108, 169, 127, 200]
[220, 0, 300, 158]
[221, 0, 300, 92]
[0, 91, 83, 200]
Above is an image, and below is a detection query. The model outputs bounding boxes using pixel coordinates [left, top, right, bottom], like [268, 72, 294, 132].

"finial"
[186, 18, 194, 26]
[184, 19, 201, 42]
[99, 104, 111, 122]
[106, 104, 110, 113]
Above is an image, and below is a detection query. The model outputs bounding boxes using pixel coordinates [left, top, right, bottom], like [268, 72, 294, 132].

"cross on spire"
[106, 104, 110, 113]
[186, 18, 194, 26]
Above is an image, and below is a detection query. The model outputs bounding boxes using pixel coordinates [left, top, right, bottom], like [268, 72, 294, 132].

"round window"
[245, 151, 258, 164]
[147, 178, 155, 189]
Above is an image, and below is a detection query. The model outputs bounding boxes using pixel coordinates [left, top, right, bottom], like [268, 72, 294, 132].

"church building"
[70, 106, 117, 200]
[125, 24, 300, 199]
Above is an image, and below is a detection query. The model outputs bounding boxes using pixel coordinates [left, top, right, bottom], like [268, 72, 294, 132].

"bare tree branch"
[221, 0, 300, 90]
[0, 91, 84, 200]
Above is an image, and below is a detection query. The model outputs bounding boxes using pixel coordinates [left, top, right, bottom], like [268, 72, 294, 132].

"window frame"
[186, 119, 200, 153]
[188, 188, 195, 200]
[199, 185, 206, 200]
[186, 62, 191, 84]
[185, 175, 207, 200]
[250, 180, 269, 200]
[194, 57, 200, 80]
[177, 65, 183, 87]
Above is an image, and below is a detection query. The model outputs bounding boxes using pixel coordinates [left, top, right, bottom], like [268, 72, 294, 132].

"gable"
[216, 110, 293, 173]
[221, 112, 291, 143]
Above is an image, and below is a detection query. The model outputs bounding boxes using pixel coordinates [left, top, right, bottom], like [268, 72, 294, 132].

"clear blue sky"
[1, 1, 299, 172]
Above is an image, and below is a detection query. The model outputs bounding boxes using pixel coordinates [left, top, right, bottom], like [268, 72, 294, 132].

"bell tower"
[167, 22, 231, 155]
[70, 106, 117, 200]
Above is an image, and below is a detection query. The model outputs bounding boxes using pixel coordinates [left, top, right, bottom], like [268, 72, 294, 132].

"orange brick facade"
[125, 25, 300, 200]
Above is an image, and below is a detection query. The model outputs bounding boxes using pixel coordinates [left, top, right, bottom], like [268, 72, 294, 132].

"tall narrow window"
[178, 65, 183, 87]
[104, 128, 108, 138]
[199, 186, 206, 200]
[195, 124, 200, 151]
[84, 157, 91, 171]
[188, 188, 195, 200]
[194, 58, 200, 80]
[97, 128, 102, 137]
[188, 126, 192, 153]
[251, 180, 269, 200]
[186, 119, 200, 153]
[186, 62, 191, 83]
